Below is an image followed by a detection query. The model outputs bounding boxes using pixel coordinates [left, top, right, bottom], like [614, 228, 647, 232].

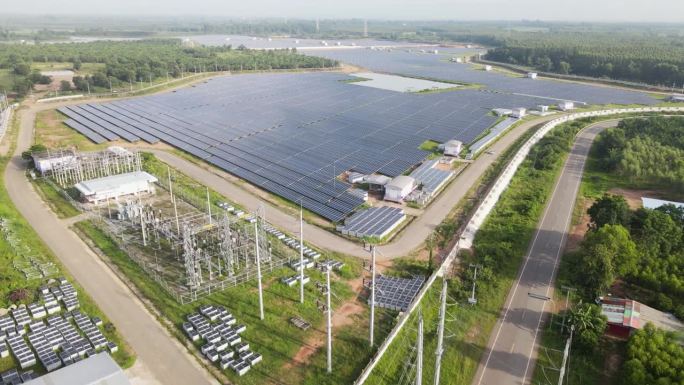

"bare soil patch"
[607, 187, 659, 209]
[566, 198, 593, 252]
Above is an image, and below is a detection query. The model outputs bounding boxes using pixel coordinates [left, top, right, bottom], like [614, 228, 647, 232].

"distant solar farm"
[58, 44, 657, 222]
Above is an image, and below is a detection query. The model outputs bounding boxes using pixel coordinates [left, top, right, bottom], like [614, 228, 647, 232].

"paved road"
[5, 105, 218, 385]
[472, 120, 618, 385]
[150, 114, 560, 259]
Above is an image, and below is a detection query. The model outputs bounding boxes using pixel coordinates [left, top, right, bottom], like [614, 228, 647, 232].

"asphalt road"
[150, 113, 560, 259]
[472, 120, 618, 385]
[5, 105, 218, 385]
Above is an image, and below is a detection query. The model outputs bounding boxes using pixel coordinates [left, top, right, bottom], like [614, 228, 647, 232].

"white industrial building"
[364, 174, 392, 192]
[384, 175, 416, 202]
[75, 171, 158, 204]
[527, 72, 538, 79]
[558, 101, 575, 111]
[668, 94, 684, 103]
[641, 197, 684, 210]
[537, 105, 549, 112]
[442, 140, 463, 157]
[484, 65, 492, 71]
[33, 151, 77, 175]
[511, 108, 527, 118]
[492, 108, 513, 117]
[23, 353, 130, 385]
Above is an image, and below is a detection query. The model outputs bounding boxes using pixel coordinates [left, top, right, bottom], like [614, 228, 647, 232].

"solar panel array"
[409, 159, 453, 194]
[371, 275, 426, 312]
[306, 49, 658, 106]
[336, 206, 406, 238]
[62, 72, 563, 221]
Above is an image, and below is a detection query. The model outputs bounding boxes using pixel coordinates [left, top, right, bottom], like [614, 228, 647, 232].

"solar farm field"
[58, 71, 561, 221]
[307, 48, 659, 105]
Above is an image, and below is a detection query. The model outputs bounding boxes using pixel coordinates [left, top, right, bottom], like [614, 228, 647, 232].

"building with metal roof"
[599, 296, 684, 338]
[23, 353, 130, 385]
[384, 175, 416, 202]
[74, 171, 158, 204]
[442, 140, 462, 157]
[641, 197, 684, 210]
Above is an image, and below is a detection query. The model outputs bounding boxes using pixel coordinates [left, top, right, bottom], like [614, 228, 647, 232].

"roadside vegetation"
[534, 115, 684, 385]
[365, 117, 593, 384]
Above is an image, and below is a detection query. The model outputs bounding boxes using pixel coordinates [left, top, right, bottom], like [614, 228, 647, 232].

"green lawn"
[76, 219, 391, 385]
[418, 139, 440, 152]
[31, 178, 81, 218]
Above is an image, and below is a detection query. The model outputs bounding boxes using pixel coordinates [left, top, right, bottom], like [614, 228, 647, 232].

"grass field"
[0, 155, 135, 369]
[31, 178, 81, 218]
[75, 218, 393, 385]
[34, 109, 110, 151]
[67, 153, 394, 385]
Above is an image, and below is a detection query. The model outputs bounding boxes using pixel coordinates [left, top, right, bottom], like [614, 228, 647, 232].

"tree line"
[1, 39, 337, 97]
[484, 33, 684, 87]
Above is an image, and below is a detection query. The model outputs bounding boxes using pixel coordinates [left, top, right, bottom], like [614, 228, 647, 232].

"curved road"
[472, 119, 618, 385]
[6, 105, 218, 385]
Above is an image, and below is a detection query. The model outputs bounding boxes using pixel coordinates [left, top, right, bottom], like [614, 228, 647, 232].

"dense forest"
[0, 39, 336, 96]
[485, 33, 684, 86]
[623, 323, 684, 385]
[594, 117, 684, 189]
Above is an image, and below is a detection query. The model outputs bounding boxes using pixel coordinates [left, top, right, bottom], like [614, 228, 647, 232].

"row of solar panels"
[410, 159, 454, 194]
[337, 206, 406, 238]
[310, 49, 657, 106]
[60, 72, 551, 221]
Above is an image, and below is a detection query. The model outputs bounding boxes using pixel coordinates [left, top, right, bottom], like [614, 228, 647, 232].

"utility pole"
[138, 196, 147, 246]
[557, 325, 574, 385]
[317, 267, 333, 373]
[468, 264, 481, 305]
[433, 279, 447, 385]
[369, 245, 376, 346]
[206, 187, 212, 225]
[326, 266, 332, 374]
[299, 202, 305, 304]
[254, 221, 264, 320]
[416, 312, 424, 385]
[168, 166, 180, 233]
[560, 286, 576, 334]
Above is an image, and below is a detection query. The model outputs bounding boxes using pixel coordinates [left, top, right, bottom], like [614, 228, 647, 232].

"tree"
[72, 59, 82, 70]
[566, 303, 607, 351]
[558, 61, 571, 74]
[59, 80, 72, 92]
[574, 224, 637, 297]
[587, 194, 632, 229]
[12, 62, 31, 76]
[632, 208, 683, 258]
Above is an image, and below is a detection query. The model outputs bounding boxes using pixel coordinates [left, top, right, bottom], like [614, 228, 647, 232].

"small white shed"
[527, 72, 538, 79]
[511, 108, 527, 118]
[384, 175, 416, 203]
[558, 101, 575, 111]
[443, 140, 463, 157]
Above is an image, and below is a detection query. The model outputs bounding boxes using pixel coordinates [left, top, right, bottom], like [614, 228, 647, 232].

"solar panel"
[59, 69, 655, 221]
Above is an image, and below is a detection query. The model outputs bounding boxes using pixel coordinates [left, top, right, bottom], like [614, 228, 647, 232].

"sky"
[4, 0, 684, 23]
